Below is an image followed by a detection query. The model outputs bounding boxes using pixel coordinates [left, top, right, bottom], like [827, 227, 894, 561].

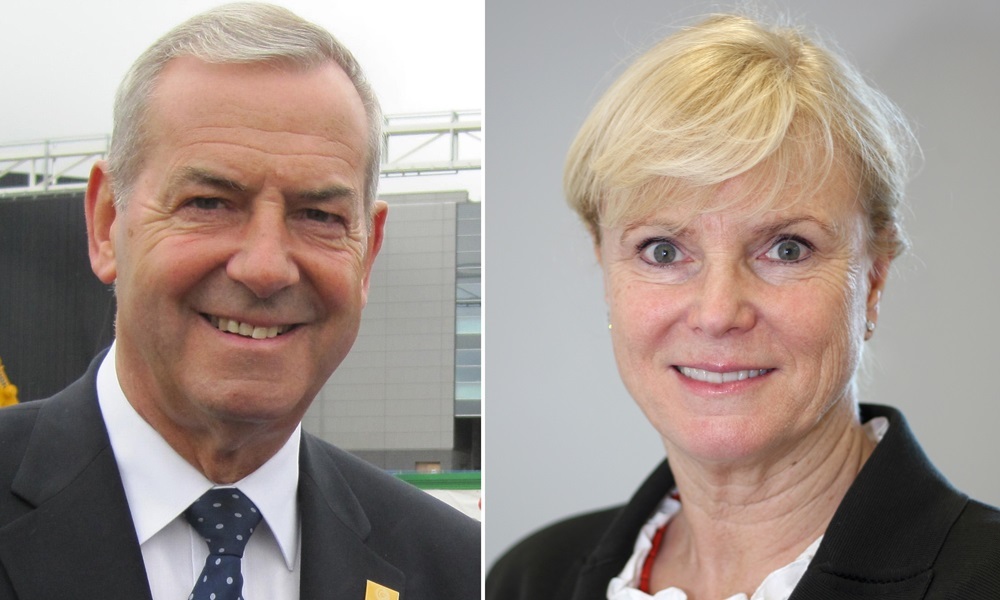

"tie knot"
[184, 488, 262, 558]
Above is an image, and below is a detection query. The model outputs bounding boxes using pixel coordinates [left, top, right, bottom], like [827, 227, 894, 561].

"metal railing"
[0, 135, 109, 196]
[1, 110, 481, 198]
[382, 110, 482, 177]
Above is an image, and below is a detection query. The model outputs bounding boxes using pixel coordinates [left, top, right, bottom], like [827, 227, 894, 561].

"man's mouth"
[207, 315, 295, 339]
[675, 366, 774, 384]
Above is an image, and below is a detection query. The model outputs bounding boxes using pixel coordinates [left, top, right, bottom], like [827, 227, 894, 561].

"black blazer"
[488, 404, 1000, 599]
[0, 354, 480, 599]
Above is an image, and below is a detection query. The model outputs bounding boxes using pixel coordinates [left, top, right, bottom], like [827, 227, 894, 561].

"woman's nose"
[686, 262, 756, 337]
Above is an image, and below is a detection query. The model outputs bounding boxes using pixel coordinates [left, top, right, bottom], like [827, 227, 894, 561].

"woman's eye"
[641, 240, 683, 265]
[764, 238, 812, 262]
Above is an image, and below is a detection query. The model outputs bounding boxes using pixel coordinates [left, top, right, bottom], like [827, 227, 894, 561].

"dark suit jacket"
[487, 404, 1000, 599]
[0, 355, 480, 599]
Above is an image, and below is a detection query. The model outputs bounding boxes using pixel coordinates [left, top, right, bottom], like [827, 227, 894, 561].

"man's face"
[88, 57, 385, 441]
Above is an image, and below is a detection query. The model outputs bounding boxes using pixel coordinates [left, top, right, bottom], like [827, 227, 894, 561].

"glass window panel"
[456, 333, 481, 349]
[457, 316, 481, 334]
[457, 251, 481, 268]
[457, 235, 480, 252]
[456, 366, 481, 382]
[457, 282, 481, 301]
[455, 382, 481, 400]
[456, 348, 481, 366]
[457, 203, 481, 218]
[457, 304, 481, 318]
[457, 218, 480, 235]
[455, 400, 481, 418]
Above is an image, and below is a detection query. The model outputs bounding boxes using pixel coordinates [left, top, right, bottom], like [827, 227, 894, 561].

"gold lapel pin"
[365, 580, 399, 600]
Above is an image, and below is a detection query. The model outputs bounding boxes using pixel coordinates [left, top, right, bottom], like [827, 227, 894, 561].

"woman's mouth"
[675, 366, 774, 384]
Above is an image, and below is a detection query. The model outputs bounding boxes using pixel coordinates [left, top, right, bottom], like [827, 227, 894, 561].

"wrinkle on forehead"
[165, 165, 359, 205]
[609, 155, 863, 241]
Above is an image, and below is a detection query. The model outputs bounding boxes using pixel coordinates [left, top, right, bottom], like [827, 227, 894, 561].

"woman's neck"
[652, 401, 875, 599]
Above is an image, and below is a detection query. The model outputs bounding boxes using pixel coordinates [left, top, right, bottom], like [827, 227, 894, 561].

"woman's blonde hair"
[565, 14, 915, 259]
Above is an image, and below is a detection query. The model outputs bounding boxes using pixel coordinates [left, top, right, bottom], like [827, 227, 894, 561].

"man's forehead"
[136, 57, 369, 198]
[149, 56, 368, 141]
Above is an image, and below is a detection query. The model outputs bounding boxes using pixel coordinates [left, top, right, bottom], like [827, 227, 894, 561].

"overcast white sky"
[2, 0, 483, 140]
[1, 0, 483, 198]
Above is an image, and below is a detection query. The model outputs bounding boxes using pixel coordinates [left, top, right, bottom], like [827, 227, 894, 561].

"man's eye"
[303, 209, 341, 223]
[764, 238, 812, 262]
[640, 240, 684, 265]
[188, 197, 225, 210]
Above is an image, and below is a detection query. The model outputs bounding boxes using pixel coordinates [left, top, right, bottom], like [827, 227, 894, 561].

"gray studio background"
[485, 0, 1000, 567]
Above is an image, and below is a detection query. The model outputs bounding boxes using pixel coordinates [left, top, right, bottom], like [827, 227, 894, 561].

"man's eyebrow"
[167, 168, 359, 204]
[169, 167, 247, 194]
[292, 185, 358, 203]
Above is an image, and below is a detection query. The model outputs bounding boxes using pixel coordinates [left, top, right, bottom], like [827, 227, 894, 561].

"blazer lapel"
[0, 370, 151, 600]
[789, 404, 967, 600]
[572, 460, 677, 600]
[298, 436, 405, 600]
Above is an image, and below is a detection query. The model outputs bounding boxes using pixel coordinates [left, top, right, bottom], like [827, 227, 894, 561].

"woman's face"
[598, 167, 887, 466]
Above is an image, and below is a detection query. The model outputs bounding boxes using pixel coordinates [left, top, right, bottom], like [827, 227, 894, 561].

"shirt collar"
[96, 342, 301, 569]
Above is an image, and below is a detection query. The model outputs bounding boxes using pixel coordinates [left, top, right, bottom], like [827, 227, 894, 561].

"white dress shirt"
[97, 342, 301, 600]
[608, 417, 890, 600]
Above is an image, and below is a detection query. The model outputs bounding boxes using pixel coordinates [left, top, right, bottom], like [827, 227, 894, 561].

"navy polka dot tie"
[184, 488, 262, 600]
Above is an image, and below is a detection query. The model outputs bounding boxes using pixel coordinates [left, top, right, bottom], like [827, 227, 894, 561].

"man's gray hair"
[107, 2, 383, 213]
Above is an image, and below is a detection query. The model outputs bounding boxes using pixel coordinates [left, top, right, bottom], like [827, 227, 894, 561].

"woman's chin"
[662, 416, 792, 469]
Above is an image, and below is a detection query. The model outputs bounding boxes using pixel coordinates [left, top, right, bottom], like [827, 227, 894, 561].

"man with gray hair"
[0, 4, 480, 599]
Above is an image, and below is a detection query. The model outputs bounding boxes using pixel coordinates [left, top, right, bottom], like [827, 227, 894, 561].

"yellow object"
[0, 357, 18, 407]
[364, 580, 399, 600]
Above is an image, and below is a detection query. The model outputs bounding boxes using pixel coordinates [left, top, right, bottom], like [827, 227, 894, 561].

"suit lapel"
[0, 367, 152, 600]
[298, 435, 405, 600]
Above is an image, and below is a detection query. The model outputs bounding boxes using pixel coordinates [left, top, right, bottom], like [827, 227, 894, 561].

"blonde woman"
[488, 14, 1000, 600]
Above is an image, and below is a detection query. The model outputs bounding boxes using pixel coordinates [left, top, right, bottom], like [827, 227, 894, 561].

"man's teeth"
[210, 316, 289, 339]
[677, 366, 773, 384]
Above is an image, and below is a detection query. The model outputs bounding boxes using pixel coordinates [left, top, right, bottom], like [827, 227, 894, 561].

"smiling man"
[0, 4, 479, 600]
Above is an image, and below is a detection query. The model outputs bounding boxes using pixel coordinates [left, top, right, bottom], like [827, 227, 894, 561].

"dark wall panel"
[0, 193, 115, 401]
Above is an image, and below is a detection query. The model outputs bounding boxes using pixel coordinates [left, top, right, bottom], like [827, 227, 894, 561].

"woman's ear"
[865, 251, 891, 330]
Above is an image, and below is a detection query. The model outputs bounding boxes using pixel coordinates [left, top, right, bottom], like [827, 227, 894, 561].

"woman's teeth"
[677, 366, 773, 384]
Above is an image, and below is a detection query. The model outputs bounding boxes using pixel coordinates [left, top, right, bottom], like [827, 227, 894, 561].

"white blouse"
[607, 417, 889, 600]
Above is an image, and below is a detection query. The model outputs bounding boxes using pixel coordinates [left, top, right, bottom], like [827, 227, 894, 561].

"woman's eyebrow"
[616, 220, 690, 245]
[750, 216, 839, 240]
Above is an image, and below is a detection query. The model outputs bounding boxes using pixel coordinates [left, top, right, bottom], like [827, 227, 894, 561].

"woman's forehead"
[608, 167, 865, 238]
[608, 150, 862, 223]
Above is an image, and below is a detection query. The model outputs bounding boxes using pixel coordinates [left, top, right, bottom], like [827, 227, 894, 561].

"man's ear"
[360, 200, 388, 302]
[85, 160, 119, 284]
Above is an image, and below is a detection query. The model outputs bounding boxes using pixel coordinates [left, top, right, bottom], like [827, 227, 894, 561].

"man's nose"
[226, 207, 300, 299]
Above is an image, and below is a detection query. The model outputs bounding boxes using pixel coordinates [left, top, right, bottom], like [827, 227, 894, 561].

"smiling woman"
[487, 11, 1000, 600]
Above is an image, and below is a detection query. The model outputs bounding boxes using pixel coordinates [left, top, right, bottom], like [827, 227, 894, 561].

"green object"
[395, 471, 480, 491]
